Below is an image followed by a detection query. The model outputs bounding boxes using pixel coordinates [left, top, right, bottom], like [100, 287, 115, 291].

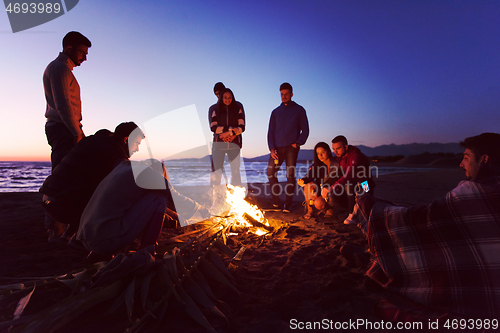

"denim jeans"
[211, 142, 241, 186]
[83, 192, 167, 255]
[266, 145, 299, 205]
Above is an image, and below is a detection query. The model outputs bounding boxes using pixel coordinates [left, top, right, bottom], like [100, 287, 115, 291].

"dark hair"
[460, 132, 500, 167]
[213, 82, 225, 94]
[114, 122, 144, 141]
[216, 88, 239, 113]
[332, 135, 348, 146]
[94, 129, 113, 136]
[280, 82, 293, 94]
[314, 142, 334, 166]
[62, 31, 91, 48]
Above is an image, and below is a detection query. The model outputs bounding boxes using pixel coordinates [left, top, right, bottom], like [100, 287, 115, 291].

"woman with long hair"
[209, 88, 245, 195]
[297, 142, 340, 219]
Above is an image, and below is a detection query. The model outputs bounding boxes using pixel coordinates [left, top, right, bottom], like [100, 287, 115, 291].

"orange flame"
[223, 184, 270, 236]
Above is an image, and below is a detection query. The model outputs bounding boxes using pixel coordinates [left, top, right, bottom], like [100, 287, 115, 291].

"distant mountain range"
[356, 142, 463, 157]
[165, 142, 463, 162]
[243, 142, 463, 162]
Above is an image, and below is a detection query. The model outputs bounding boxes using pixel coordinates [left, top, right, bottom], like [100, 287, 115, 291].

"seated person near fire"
[353, 132, 500, 318]
[40, 122, 144, 242]
[77, 159, 210, 258]
[316, 135, 375, 215]
[297, 142, 340, 219]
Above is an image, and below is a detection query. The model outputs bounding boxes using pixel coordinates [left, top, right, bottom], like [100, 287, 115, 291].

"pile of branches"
[0, 221, 241, 333]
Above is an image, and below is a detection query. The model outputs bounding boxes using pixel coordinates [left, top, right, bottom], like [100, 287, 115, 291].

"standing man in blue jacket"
[267, 83, 309, 212]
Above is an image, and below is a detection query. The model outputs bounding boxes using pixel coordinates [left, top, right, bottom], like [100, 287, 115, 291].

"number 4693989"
[5, 2, 61, 14]
[444, 319, 498, 330]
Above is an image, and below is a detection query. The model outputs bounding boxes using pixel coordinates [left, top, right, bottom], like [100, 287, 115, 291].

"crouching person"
[316, 135, 375, 216]
[77, 159, 209, 259]
[297, 142, 340, 219]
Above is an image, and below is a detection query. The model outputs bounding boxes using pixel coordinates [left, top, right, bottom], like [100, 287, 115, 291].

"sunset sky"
[1, 0, 499, 161]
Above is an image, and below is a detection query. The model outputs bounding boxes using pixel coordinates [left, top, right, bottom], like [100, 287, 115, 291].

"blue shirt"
[267, 101, 309, 150]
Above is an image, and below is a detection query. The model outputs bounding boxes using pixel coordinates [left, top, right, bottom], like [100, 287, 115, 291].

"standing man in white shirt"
[43, 31, 91, 170]
[43, 31, 91, 241]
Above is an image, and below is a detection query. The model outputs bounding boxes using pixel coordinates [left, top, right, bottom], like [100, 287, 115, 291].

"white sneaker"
[343, 204, 368, 233]
[344, 203, 360, 224]
[343, 213, 356, 225]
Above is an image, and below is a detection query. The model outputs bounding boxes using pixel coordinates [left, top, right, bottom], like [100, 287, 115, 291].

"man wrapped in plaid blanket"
[356, 133, 500, 318]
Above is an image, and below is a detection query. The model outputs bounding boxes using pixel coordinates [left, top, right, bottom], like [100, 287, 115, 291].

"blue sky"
[1, 0, 499, 160]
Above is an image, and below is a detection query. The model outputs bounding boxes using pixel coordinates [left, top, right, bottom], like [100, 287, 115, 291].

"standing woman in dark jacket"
[297, 142, 340, 219]
[210, 88, 245, 191]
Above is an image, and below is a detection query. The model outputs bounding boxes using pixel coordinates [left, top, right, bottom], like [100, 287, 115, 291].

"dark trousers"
[328, 182, 375, 214]
[45, 122, 75, 171]
[266, 145, 299, 205]
[43, 196, 86, 236]
[44, 122, 75, 231]
[81, 193, 166, 255]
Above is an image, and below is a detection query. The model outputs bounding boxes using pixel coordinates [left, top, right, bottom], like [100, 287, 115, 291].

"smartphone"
[360, 180, 370, 193]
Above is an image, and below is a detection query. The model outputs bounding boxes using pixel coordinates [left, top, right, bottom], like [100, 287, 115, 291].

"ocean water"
[0, 161, 52, 193]
[0, 160, 436, 193]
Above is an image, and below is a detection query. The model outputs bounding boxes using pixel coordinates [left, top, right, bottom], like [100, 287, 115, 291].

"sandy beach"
[0, 166, 467, 332]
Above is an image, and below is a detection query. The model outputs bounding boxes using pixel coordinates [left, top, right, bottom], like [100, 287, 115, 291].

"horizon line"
[0, 141, 463, 162]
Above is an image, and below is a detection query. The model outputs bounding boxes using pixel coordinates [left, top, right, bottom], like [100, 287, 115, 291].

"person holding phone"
[317, 135, 375, 215]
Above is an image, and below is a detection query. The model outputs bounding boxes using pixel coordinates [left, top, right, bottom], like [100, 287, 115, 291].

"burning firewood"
[220, 184, 274, 236]
[242, 213, 274, 232]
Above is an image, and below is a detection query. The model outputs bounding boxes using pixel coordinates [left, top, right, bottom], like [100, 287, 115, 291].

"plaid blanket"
[366, 166, 500, 318]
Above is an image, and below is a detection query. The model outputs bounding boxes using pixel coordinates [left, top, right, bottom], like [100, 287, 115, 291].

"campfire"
[212, 184, 273, 237]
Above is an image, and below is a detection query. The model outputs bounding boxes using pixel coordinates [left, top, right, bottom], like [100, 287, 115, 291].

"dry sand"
[0, 167, 466, 332]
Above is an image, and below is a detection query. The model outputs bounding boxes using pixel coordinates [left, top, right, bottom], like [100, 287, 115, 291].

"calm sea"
[0, 160, 435, 193]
